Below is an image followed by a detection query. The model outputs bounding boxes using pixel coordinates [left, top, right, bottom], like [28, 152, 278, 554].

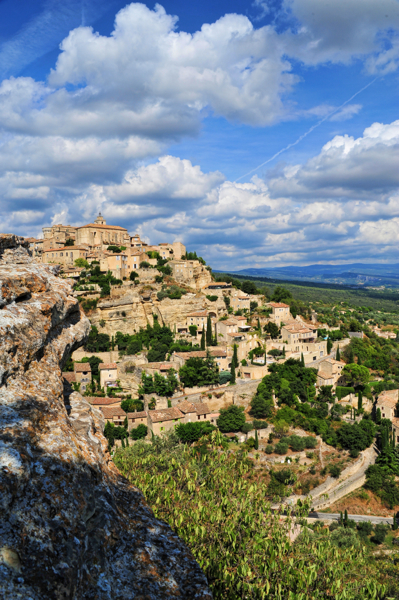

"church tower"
[94, 212, 106, 225]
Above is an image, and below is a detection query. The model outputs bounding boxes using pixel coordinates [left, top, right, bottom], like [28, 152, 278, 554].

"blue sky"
[0, 0, 399, 269]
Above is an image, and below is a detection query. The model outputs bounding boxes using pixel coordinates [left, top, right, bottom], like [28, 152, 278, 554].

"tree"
[264, 322, 280, 339]
[342, 364, 369, 388]
[250, 301, 258, 312]
[233, 344, 238, 369]
[130, 424, 148, 440]
[300, 353, 305, 367]
[65, 238, 74, 246]
[206, 315, 213, 346]
[217, 405, 245, 432]
[200, 328, 205, 351]
[358, 391, 363, 411]
[327, 338, 333, 354]
[336, 346, 341, 361]
[271, 286, 292, 303]
[230, 358, 236, 385]
[254, 429, 259, 450]
[318, 385, 334, 403]
[189, 325, 198, 337]
[257, 317, 261, 331]
[75, 258, 89, 268]
[241, 280, 258, 295]
[214, 323, 218, 346]
[176, 421, 216, 443]
[179, 354, 219, 388]
[129, 271, 138, 281]
[282, 345, 286, 358]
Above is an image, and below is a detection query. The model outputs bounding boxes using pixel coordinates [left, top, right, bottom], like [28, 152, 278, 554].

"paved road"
[309, 511, 393, 525]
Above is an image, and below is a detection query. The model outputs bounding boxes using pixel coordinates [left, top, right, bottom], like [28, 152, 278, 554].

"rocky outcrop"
[0, 235, 211, 599]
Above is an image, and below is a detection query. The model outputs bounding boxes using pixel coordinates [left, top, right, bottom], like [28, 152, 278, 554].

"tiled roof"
[220, 319, 238, 326]
[74, 363, 92, 372]
[100, 406, 127, 419]
[318, 371, 333, 380]
[62, 372, 77, 383]
[175, 401, 197, 414]
[269, 302, 290, 308]
[377, 390, 399, 407]
[127, 411, 147, 419]
[174, 349, 227, 359]
[195, 403, 210, 415]
[187, 310, 208, 317]
[145, 362, 174, 370]
[44, 246, 88, 252]
[149, 407, 184, 423]
[99, 363, 118, 370]
[227, 332, 245, 337]
[87, 397, 121, 405]
[77, 223, 127, 231]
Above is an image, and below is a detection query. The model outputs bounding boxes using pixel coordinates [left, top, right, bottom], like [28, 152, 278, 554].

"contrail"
[235, 77, 379, 183]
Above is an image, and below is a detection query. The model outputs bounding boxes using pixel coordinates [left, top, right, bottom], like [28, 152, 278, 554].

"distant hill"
[214, 263, 399, 287]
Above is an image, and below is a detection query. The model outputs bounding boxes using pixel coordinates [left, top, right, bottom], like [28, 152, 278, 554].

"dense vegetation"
[114, 431, 385, 599]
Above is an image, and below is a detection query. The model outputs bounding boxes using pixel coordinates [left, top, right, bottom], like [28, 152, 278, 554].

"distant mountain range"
[214, 263, 399, 287]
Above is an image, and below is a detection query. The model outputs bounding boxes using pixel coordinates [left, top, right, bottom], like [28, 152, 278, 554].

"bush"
[330, 528, 361, 549]
[265, 444, 274, 454]
[357, 521, 373, 537]
[130, 271, 138, 281]
[241, 422, 253, 434]
[289, 435, 306, 452]
[372, 523, 387, 544]
[365, 464, 399, 508]
[189, 325, 198, 337]
[176, 421, 216, 443]
[217, 405, 246, 433]
[329, 465, 341, 478]
[253, 419, 269, 430]
[130, 424, 148, 440]
[274, 441, 289, 455]
[304, 436, 317, 449]
[206, 295, 218, 302]
[140, 261, 151, 268]
[219, 370, 232, 385]
[350, 448, 360, 458]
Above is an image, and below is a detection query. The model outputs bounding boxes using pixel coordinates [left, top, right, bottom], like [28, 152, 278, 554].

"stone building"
[231, 293, 251, 312]
[316, 358, 346, 388]
[376, 390, 399, 420]
[73, 362, 92, 393]
[42, 245, 89, 266]
[171, 349, 229, 372]
[148, 406, 185, 435]
[75, 213, 129, 247]
[99, 363, 118, 389]
[169, 259, 212, 290]
[268, 302, 291, 325]
[281, 321, 318, 346]
[86, 396, 122, 409]
[100, 406, 127, 426]
[42, 223, 77, 242]
[127, 411, 148, 431]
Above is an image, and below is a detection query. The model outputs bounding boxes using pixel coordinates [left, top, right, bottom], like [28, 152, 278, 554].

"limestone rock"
[0, 235, 212, 600]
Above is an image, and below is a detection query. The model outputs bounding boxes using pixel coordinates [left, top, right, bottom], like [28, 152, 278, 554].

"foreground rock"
[0, 234, 212, 599]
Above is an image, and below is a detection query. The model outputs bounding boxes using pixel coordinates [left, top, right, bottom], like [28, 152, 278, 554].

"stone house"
[281, 321, 318, 346]
[169, 259, 212, 289]
[142, 362, 176, 376]
[240, 363, 268, 380]
[42, 223, 77, 242]
[86, 396, 122, 409]
[186, 310, 211, 331]
[268, 302, 291, 325]
[316, 358, 346, 388]
[148, 406, 185, 435]
[100, 406, 127, 426]
[99, 363, 118, 389]
[127, 411, 148, 431]
[376, 390, 399, 420]
[73, 362, 92, 393]
[174, 401, 212, 423]
[217, 319, 239, 339]
[75, 213, 129, 247]
[270, 339, 327, 361]
[42, 245, 89, 266]
[231, 293, 251, 312]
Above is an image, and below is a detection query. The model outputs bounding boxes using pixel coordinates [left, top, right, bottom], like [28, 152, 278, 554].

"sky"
[0, 0, 399, 270]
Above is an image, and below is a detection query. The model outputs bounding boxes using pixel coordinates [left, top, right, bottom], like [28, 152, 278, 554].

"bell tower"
[94, 211, 106, 225]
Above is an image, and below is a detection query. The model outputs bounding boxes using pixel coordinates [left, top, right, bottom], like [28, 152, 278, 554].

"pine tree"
[201, 328, 205, 351]
[254, 429, 259, 450]
[206, 315, 213, 346]
[358, 391, 363, 411]
[336, 346, 341, 361]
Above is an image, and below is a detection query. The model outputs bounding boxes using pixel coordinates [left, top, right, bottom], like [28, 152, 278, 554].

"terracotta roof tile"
[127, 411, 147, 419]
[175, 401, 197, 414]
[74, 363, 92, 372]
[195, 403, 210, 415]
[100, 406, 127, 419]
[149, 407, 184, 423]
[87, 397, 121, 405]
[99, 363, 118, 370]
[62, 372, 77, 383]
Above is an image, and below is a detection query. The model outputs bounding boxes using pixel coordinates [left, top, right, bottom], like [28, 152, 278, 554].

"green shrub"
[304, 436, 317, 449]
[372, 523, 388, 545]
[274, 441, 289, 455]
[176, 421, 216, 443]
[130, 424, 148, 440]
[265, 444, 274, 454]
[241, 422, 253, 434]
[288, 435, 306, 452]
[329, 464, 341, 478]
[217, 405, 245, 433]
[253, 419, 269, 429]
[206, 295, 218, 302]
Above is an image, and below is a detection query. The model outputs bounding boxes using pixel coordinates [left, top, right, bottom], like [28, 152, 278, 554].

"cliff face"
[0, 235, 211, 599]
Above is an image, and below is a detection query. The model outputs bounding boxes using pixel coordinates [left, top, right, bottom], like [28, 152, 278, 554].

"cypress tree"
[336, 346, 341, 361]
[339, 511, 343, 525]
[327, 338, 332, 354]
[358, 391, 363, 411]
[206, 315, 213, 346]
[232, 344, 238, 369]
[214, 323, 218, 346]
[300, 353, 305, 367]
[257, 318, 261, 331]
[376, 407, 382, 425]
[344, 509, 348, 526]
[201, 328, 205, 351]
[282, 345, 286, 358]
[254, 429, 259, 450]
[393, 514, 398, 531]
[357, 355, 362, 365]
[230, 359, 236, 385]
[121, 437, 125, 448]
[125, 434, 129, 447]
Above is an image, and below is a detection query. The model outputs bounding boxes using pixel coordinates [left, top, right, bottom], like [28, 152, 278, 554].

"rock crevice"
[0, 235, 211, 600]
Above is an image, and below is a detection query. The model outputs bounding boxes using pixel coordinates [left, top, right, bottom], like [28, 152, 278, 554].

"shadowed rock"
[0, 234, 212, 600]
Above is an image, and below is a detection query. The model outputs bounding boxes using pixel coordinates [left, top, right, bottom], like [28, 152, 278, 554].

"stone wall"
[0, 235, 211, 599]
